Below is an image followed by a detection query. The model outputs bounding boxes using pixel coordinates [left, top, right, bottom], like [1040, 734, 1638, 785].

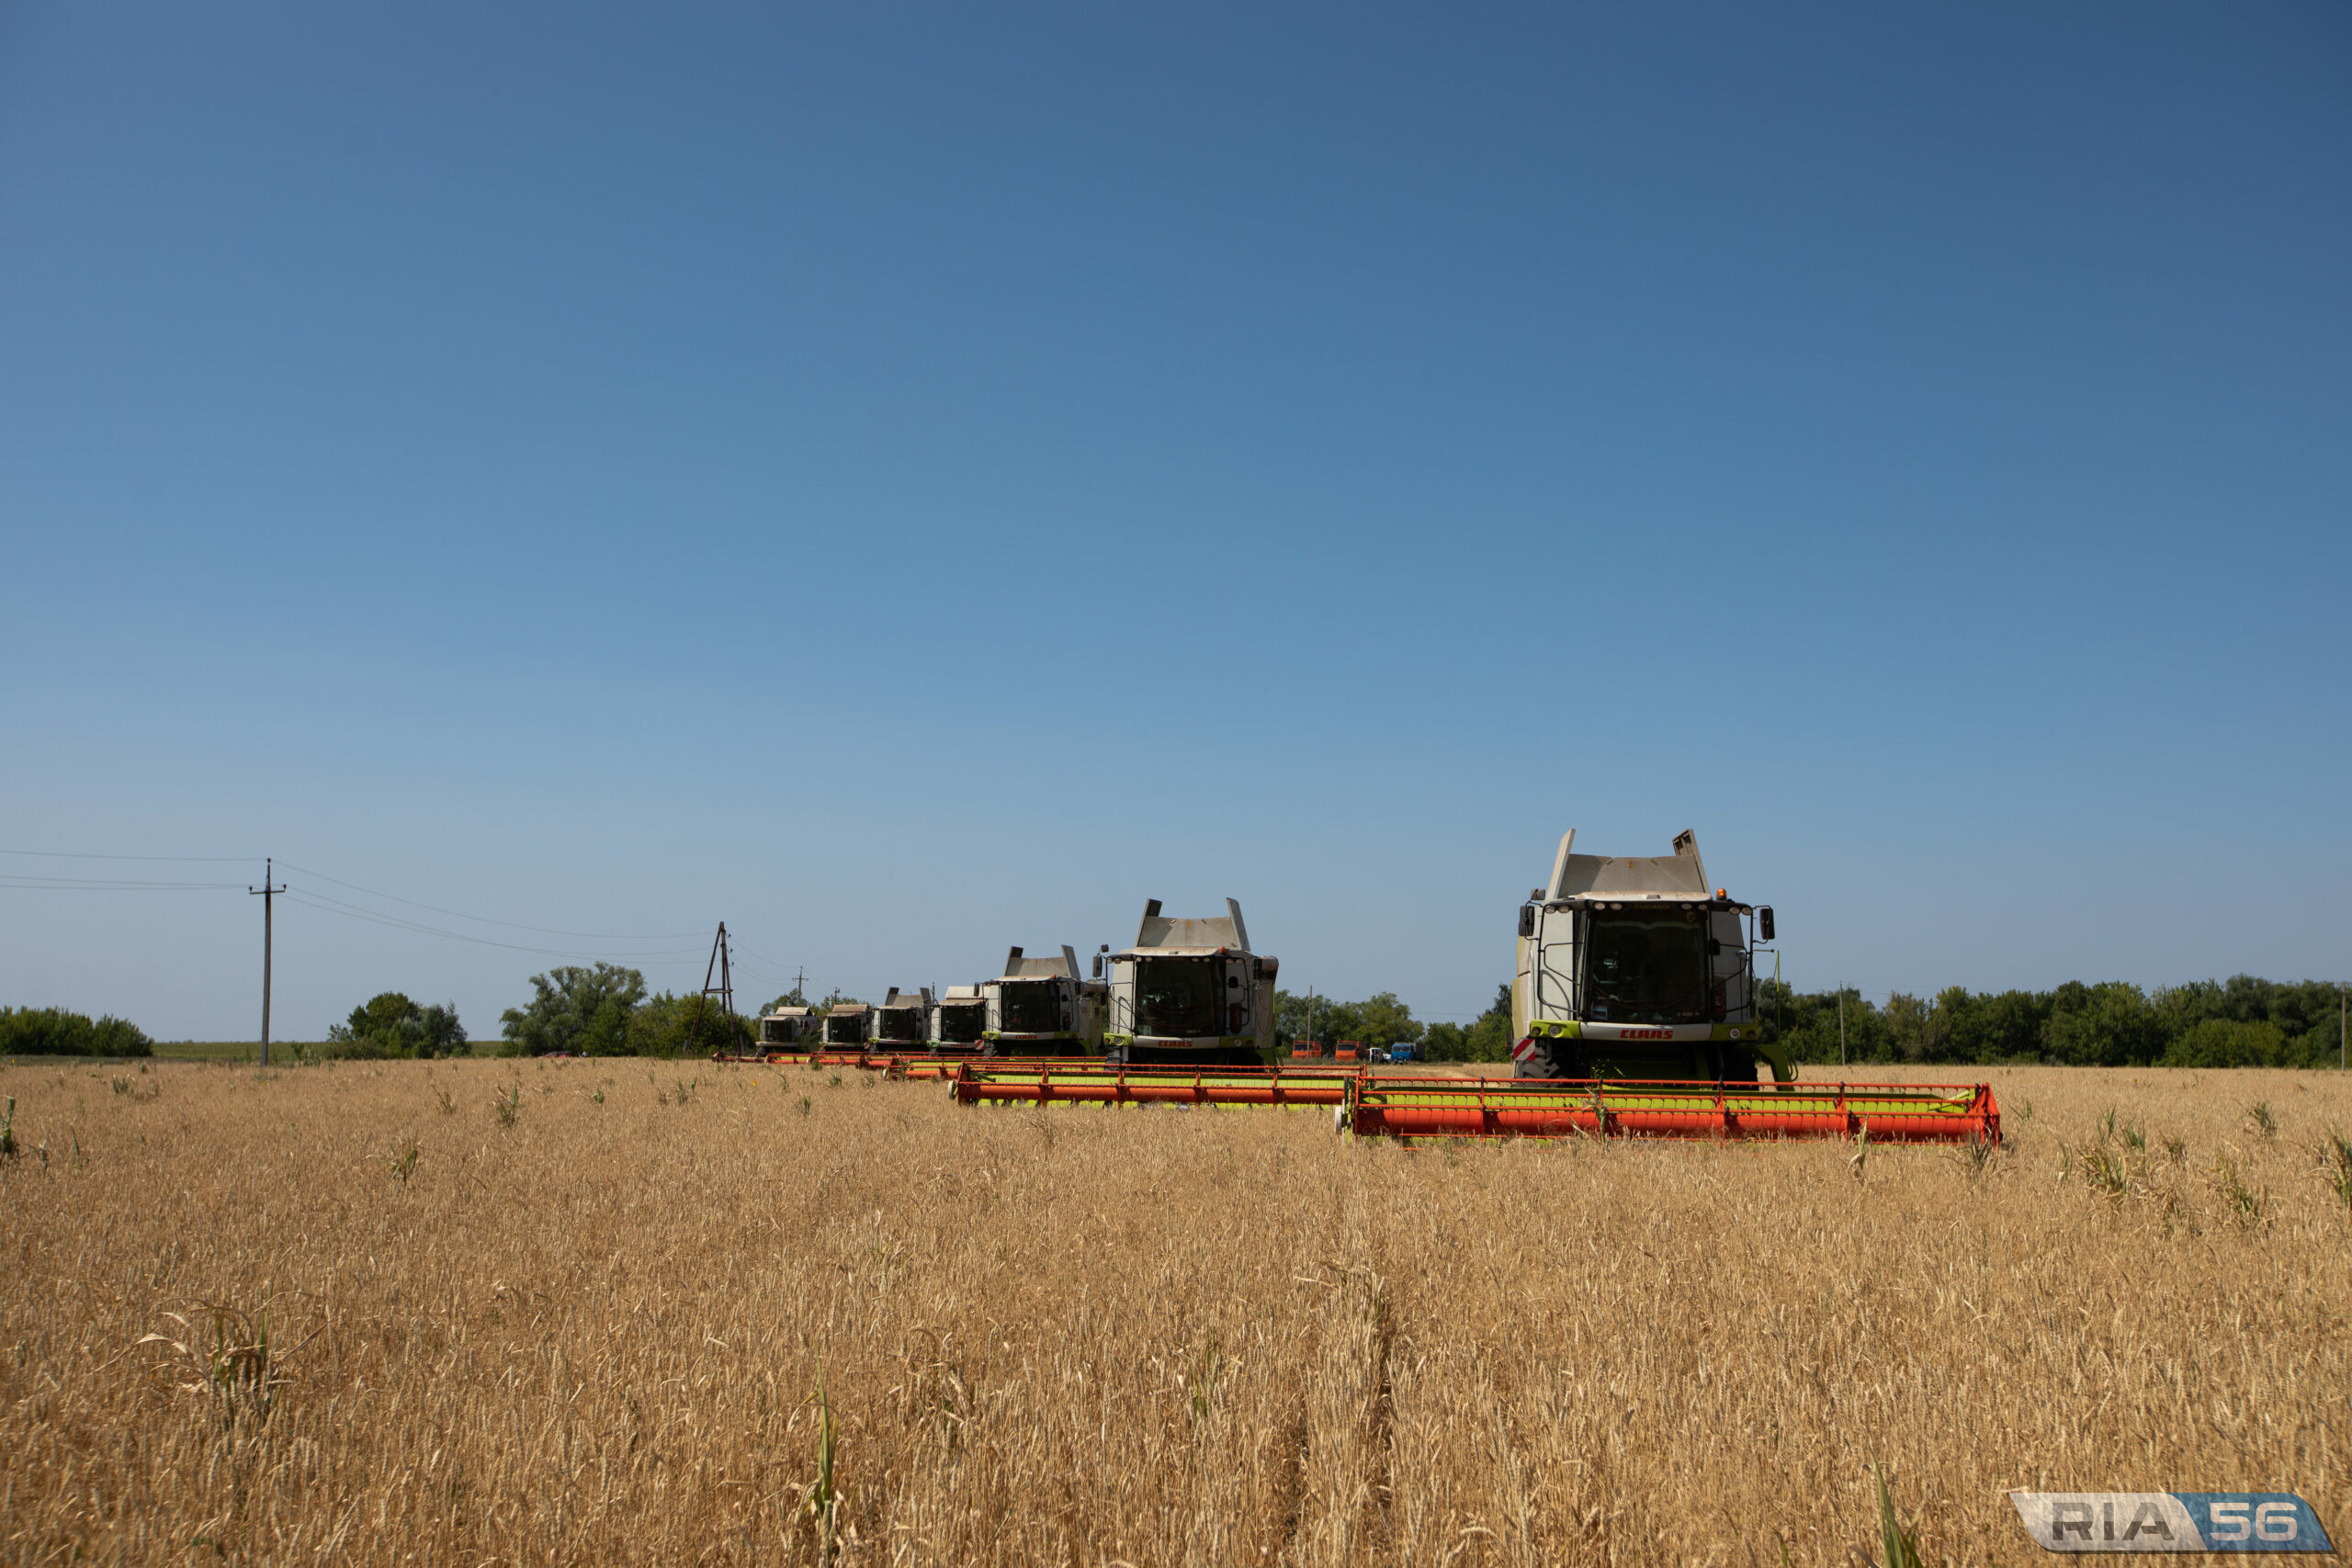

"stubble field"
[2, 1056, 2346, 1567]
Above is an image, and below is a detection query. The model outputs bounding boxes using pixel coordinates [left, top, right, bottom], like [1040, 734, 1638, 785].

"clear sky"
[2, 1, 2346, 1041]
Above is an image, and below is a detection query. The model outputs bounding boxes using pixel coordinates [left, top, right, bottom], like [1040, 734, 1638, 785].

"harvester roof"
[998, 944, 1082, 981]
[1119, 897, 1256, 957]
[1543, 829, 1717, 904]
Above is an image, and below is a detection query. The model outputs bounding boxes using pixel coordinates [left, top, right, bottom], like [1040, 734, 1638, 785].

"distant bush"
[326, 993, 469, 1058]
[628, 992, 753, 1056]
[0, 1006, 153, 1057]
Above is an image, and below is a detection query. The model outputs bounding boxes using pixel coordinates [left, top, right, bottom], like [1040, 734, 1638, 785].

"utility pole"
[686, 922, 736, 1056]
[1838, 984, 1847, 1068]
[795, 966, 807, 1005]
[248, 858, 286, 1066]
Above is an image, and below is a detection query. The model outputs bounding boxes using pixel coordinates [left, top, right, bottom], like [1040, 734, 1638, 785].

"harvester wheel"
[1712, 1044, 1758, 1086]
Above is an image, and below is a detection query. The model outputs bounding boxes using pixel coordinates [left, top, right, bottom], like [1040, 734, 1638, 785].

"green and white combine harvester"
[982, 944, 1106, 1057]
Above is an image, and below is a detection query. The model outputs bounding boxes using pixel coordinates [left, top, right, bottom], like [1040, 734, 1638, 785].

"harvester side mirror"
[1518, 904, 1536, 938]
[1091, 953, 1102, 978]
[1758, 907, 1775, 942]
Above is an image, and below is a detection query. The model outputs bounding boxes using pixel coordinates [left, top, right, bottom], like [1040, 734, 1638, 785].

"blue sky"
[2, 1, 2346, 1040]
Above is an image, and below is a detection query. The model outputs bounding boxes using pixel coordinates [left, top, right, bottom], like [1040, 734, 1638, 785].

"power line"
[275, 860, 699, 940]
[280, 890, 707, 964]
[287, 883, 704, 955]
[0, 873, 247, 890]
[0, 849, 255, 863]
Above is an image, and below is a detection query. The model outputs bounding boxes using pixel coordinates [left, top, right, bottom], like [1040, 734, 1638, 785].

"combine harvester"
[1102, 897, 1277, 1066]
[820, 1001, 871, 1050]
[931, 986, 988, 1054]
[983, 945, 1105, 1057]
[1338, 828, 1997, 1145]
[872, 988, 933, 1054]
[756, 1006, 817, 1050]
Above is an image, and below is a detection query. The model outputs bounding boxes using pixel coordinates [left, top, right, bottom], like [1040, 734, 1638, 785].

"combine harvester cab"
[1340, 829, 1998, 1145]
[757, 1007, 815, 1048]
[1511, 828, 1783, 1085]
[749, 1006, 818, 1062]
[871, 987, 933, 1055]
[983, 945, 1103, 1058]
[1103, 898, 1276, 1067]
[820, 1003, 871, 1049]
[930, 986, 988, 1055]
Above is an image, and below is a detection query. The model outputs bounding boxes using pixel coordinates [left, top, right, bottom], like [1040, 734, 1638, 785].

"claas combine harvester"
[945, 840, 1996, 1146]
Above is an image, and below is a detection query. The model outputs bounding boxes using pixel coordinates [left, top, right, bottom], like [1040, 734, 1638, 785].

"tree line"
[6, 966, 2337, 1066]
[1276, 974, 2346, 1069]
[1762, 976, 2346, 1068]
[0, 1007, 153, 1057]
[1273, 986, 1514, 1061]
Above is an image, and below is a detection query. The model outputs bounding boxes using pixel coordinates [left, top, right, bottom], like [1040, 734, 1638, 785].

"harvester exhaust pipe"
[1226, 897, 1250, 953]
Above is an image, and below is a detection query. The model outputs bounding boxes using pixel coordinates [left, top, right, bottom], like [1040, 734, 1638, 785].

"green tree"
[2162, 1018, 2287, 1068]
[1273, 989, 1362, 1050]
[1425, 984, 1513, 1062]
[0, 1007, 152, 1057]
[500, 964, 646, 1056]
[2043, 982, 2166, 1066]
[1351, 992, 1423, 1055]
[329, 993, 469, 1057]
[628, 992, 753, 1055]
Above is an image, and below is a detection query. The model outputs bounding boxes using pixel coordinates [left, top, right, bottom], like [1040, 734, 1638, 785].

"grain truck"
[1511, 829, 1786, 1083]
[981, 945, 1105, 1057]
[1103, 898, 1277, 1066]
[930, 985, 988, 1054]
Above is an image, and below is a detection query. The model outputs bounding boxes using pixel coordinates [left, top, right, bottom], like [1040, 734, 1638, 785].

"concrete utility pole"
[248, 858, 286, 1066]
[1838, 985, 1848, 1068]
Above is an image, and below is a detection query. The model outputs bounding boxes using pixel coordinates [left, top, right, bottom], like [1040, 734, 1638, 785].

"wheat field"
[1, 1056, 2346, 1567]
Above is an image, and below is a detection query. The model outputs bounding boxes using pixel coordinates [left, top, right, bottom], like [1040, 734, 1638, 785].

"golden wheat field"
[2, 1056, 2346, 1567]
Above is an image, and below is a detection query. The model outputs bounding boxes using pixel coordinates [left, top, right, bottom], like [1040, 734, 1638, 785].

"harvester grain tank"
[757, 1006, 816, 1048]
[983, 945, 1105, 1058]
[930, 986, 988, 1054]
[1103, 898, 1277, 1066]
[873, 987, 933, 1052]
[820, 1002, 871, 1047]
